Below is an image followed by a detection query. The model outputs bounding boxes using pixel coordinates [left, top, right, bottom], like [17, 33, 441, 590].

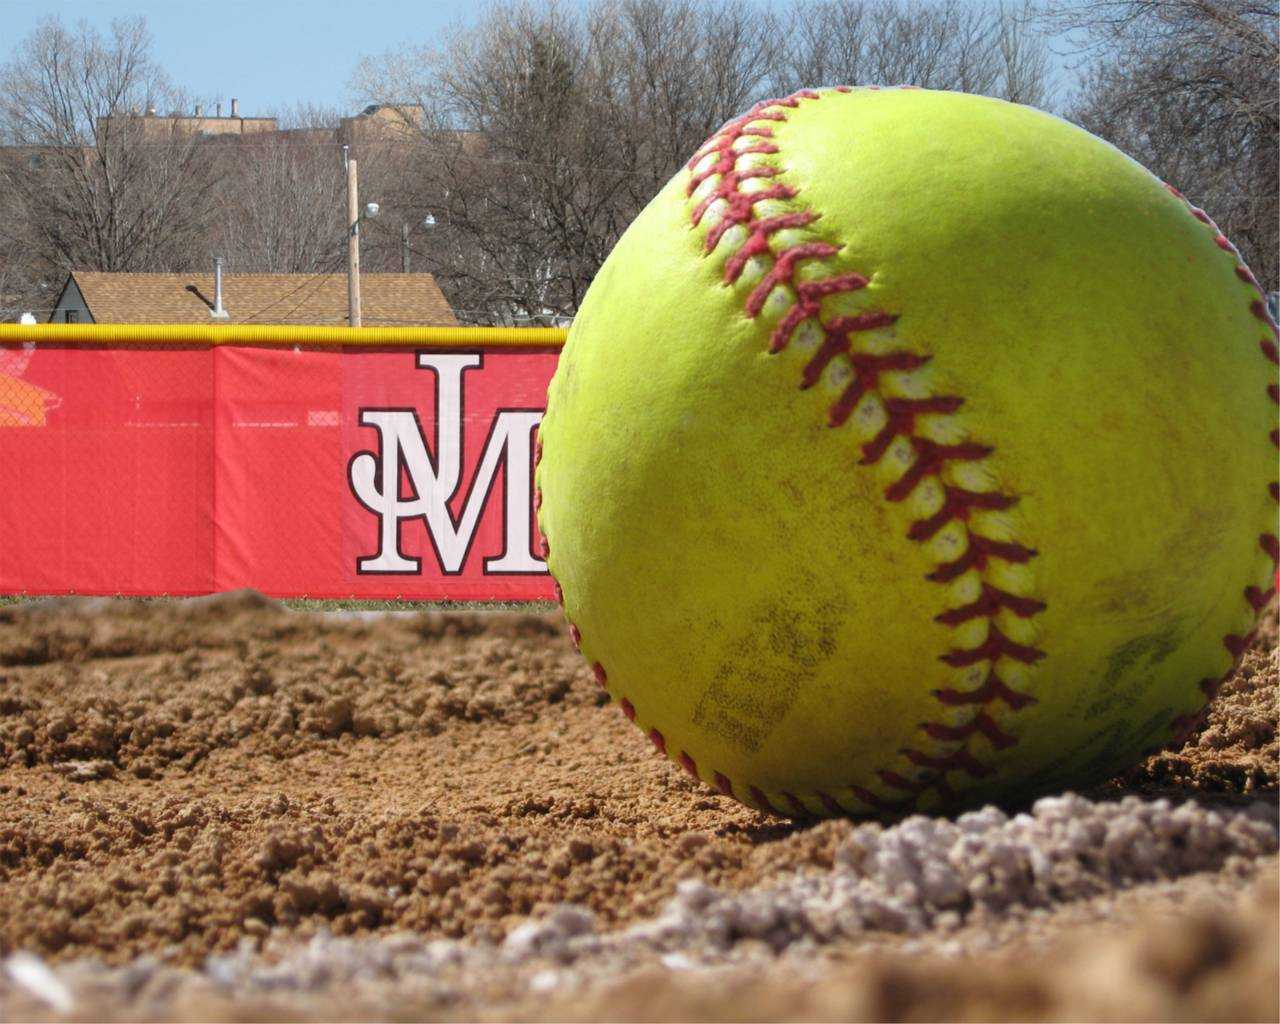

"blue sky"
[0, 0, 474, 115]
[1, 1, 1075, 118]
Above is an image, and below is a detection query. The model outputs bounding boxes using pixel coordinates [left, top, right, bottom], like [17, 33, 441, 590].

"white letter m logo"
[348, 352, 544, 575]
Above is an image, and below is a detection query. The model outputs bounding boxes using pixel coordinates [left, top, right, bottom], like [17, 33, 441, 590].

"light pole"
[400, 213, 437, 274]
[344, 146, 381, 328]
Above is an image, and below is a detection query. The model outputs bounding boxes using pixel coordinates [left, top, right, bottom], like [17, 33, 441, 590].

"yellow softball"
[535, 87, 1278, 818]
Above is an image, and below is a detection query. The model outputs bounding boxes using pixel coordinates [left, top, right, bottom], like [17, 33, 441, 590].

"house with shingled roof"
[48, 269, 457, 327]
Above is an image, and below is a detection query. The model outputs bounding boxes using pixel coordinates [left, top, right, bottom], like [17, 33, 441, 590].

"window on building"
[64, 310, 78, 323]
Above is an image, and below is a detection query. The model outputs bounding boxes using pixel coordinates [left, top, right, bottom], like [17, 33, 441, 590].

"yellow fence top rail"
[0, 323, 567, 348]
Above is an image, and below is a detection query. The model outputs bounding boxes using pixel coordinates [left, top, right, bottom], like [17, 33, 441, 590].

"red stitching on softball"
[848, 783, 904, 814]
[722, 211, 816, 283]
[800, 312, 901, 387]
[940, 623, 1046, 668]
[934, 583, 1047, 625]
[746, 241, 844, 316]
[907, 487, 1017, 542]
[901, 745, 994, 778]
[933, 669, 1039, 710]
[927, 535, 1038, 583]
[771, 275, 872, 357]
[748, 785, 782, 815]
[1245, 586, 1275, 613]
[1162, 182, 1278, 739]
[1171, 672, 1233, 743]
[545, 89, 1044, 816]
[1223, 632, 1251, 661]
[879, 768, 957, 801]
[860, 394, 965, 460]
[921, 711, 1017, 749]
[829, 350, 933, 426]
[1170, 707, 1208, 744]
[684, 88, 1048, 812]
[883, 439, 994, 502]
[1192, 675, 1223, 701]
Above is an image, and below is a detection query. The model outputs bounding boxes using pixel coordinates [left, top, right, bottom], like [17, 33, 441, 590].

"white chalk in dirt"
[506, 794, 1278, 961]
[0, 794, 1274, 1013]
[503, 905, 597, 961]
[5, 951, 75, 1014]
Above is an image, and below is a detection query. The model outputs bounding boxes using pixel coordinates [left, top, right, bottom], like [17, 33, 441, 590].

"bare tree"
[352, 0, 780, 322]
[0, 16, 221, 285]
[352, 0, 1053, 323]
[0, 248, 32, 321]
[777, 0, 1052, 102]
[1047, 0, 1278, 289]
[0, 185, 47, 320]
[996, 2, 1055, 105]
[214, 106, 351, 273]
[215, 136, 347, 273]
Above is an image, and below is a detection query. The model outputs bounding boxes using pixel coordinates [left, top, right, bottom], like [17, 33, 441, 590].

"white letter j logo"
[348, 352, 545, 575]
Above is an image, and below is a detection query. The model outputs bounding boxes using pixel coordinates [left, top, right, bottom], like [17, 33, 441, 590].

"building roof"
[58, 271, 457, 327]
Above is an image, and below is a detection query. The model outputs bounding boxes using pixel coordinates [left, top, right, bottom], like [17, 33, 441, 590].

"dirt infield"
[0, 593, 1275, 1021]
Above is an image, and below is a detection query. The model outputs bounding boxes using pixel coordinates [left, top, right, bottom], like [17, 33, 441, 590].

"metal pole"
[345, 148, 362, 328]
[401, 222, 410, 273]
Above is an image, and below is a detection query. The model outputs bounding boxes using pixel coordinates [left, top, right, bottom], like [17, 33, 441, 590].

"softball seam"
[1162, 184, 1279, 742]
[680, 86, 1045, 814]
[540, 87, 1048, 817]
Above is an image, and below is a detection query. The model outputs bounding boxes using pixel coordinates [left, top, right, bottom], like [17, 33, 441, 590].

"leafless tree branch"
[1045, 0, 1278, 288]
[352, 0, 1055, 322]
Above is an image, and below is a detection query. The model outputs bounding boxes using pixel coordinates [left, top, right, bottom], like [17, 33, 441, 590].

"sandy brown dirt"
[0, 593, 1275, 1021]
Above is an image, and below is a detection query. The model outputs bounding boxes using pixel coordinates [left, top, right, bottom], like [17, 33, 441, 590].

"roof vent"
[211, 257, 229, 319]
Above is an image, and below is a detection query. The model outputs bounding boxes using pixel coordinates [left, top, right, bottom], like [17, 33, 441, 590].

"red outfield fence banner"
[0, 325, 565, 601]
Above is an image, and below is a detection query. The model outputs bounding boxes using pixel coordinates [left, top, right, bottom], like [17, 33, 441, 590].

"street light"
[401, 212, 437, 273]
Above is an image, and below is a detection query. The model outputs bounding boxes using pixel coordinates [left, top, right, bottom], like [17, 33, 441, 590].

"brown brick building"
[93, 100, 423, 156]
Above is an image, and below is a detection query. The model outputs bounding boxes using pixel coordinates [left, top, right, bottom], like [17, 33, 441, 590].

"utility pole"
[344, 145, 362, 328]
[401, 222, 411, 273]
